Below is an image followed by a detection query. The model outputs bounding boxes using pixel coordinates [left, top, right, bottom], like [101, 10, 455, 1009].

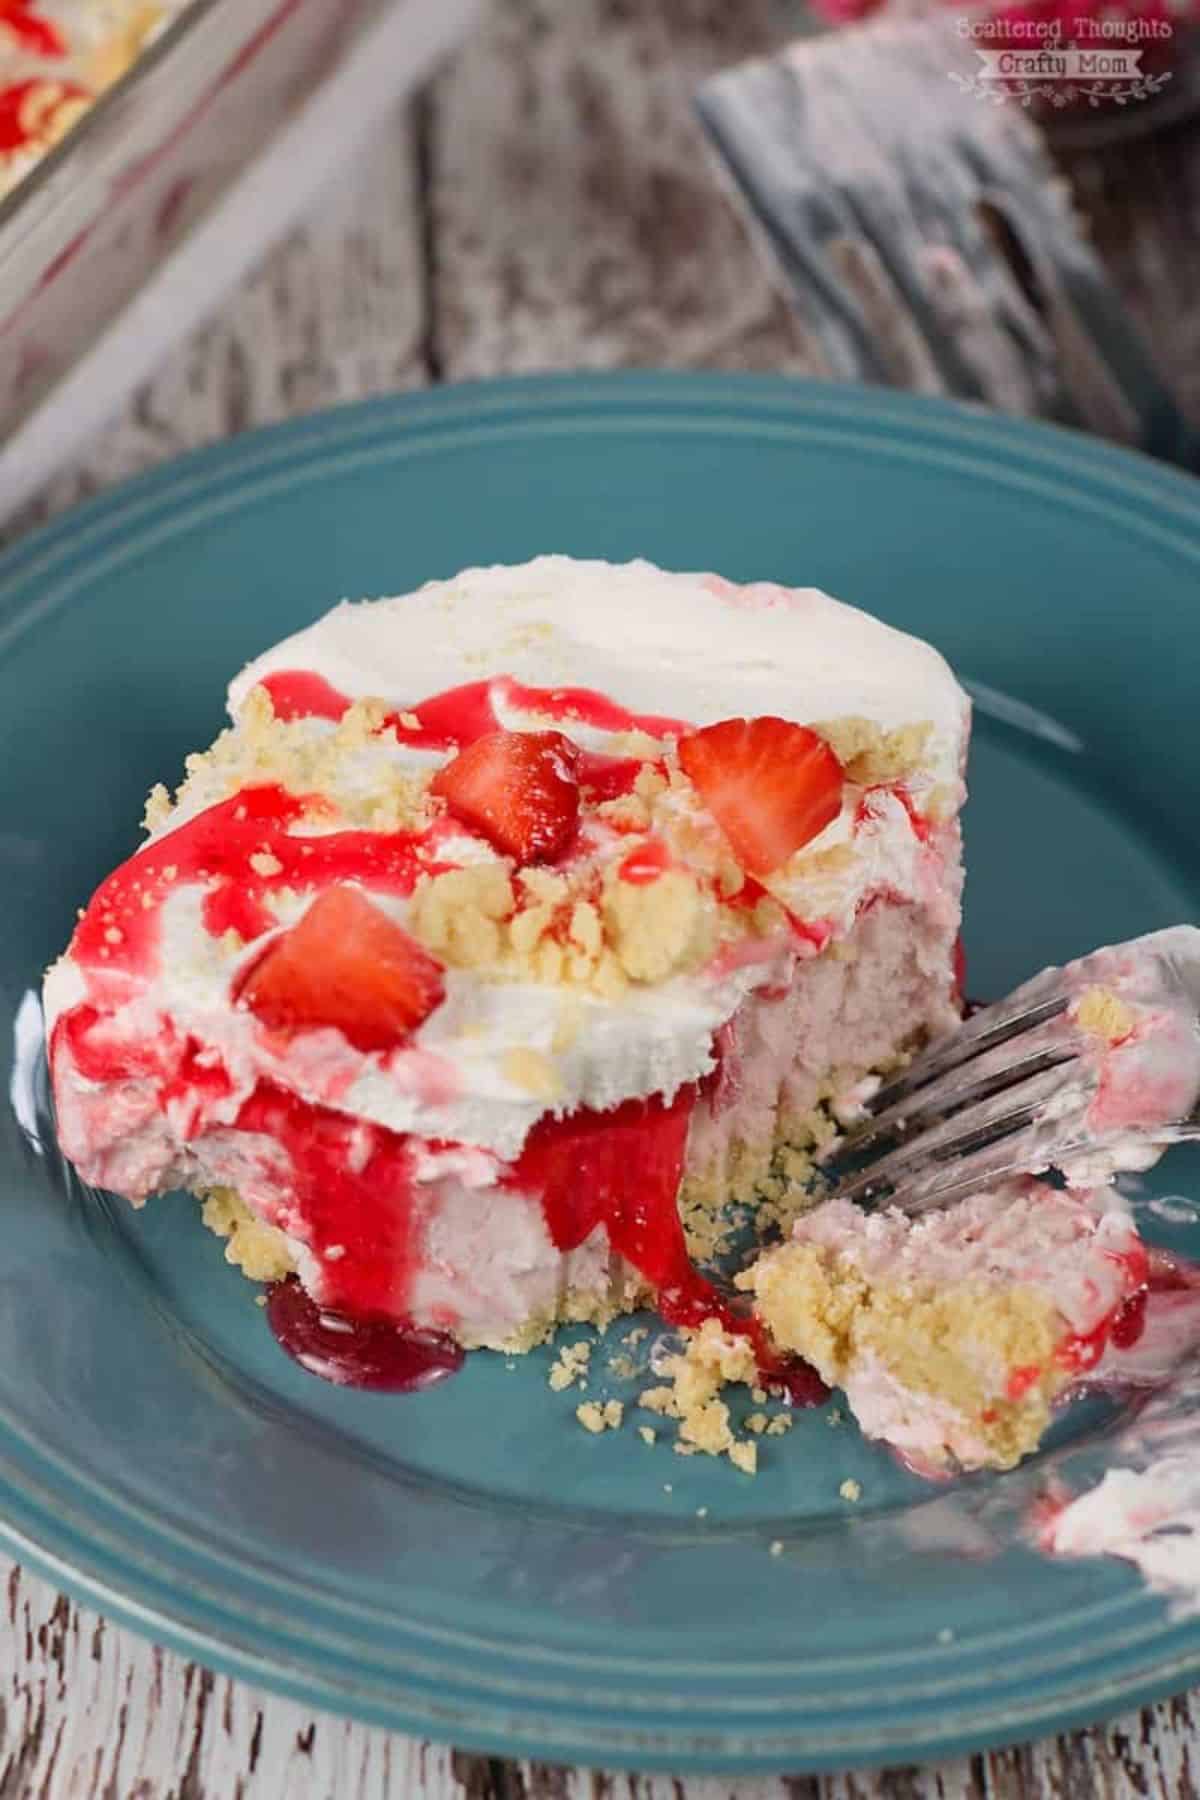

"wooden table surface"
[9, 2, 1200, 1793]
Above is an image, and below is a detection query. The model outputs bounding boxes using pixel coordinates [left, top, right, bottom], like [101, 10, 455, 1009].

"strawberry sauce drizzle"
[54, 1005, 178, 1086]
[504, 677, 688, 741]
[618, 838, 671, 885]
[1058, 1241, 1152, 1373]
[238, 1081, 426, 1320]
[257, 669, 688, 752]
[257, 669, 350, 721]
[576, 752, 646, 803]
[506, 1091, 828, 1402]
[0, 76, 84, 151]
[0, 6, 69, 61]
[71, 784, 437, 975]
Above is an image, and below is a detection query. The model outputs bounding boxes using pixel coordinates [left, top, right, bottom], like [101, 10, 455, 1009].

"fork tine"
[832, 1062, 1078, 1207]
[844, 1129, 1091, 1218]
[852, 1017, 1079, 1152]
[866, 982, 1068, 1113]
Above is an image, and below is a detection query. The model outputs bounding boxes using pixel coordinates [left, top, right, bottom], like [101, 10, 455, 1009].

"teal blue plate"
[3, 373, 1200, 1773]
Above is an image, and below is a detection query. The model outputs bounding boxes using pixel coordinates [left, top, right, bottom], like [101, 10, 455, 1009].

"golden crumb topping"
[149, 687, 432, 835]
[1074, 985, 1137, 1044]
[814, 718, 933, 785]
[201, 1188, 294, 1282]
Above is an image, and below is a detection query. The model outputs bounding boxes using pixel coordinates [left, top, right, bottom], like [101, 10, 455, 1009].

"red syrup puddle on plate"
[265, 1278, 463, 1392]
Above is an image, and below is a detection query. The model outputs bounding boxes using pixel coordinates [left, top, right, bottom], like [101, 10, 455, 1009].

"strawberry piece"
[431, 729, 581, 864]
[677, 716, 843, 878]
[237, 885, 444, 1053]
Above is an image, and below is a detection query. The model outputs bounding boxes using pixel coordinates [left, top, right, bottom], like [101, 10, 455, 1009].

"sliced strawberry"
[431, 728, 581, 864]
[676, 716, 843, 878]
[236, 885, 444, 1053]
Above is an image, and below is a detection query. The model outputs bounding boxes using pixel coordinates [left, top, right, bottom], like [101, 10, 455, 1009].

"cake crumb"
[410, 864, 514, 969]
[637, 1318, 764, 1471]
[143, 783, 171, 832]
[765, 1414, 793, 1437]
[576, 1399, 623, 1434]
[638, 1425, 656, 1446]
[637, 1385, 675, 1416]
[815, 715, 933, 784]
[201, 1188, 294, 1282]
[608, 1353, 637, 1381]
[1075, 985, 1136, 1044]
[839, 1478, 862, 1503]
[248, 850, 283, 878]
[750, 1387, 769, 1406]
[745, 1413, 768, 1436]
[398, 711, 421, 730]
[549, 1341, 592, 1392]
[624, 1326, 649, 1346]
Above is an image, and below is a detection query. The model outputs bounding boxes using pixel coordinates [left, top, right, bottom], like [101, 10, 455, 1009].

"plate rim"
[4, 369, 1200, 1773]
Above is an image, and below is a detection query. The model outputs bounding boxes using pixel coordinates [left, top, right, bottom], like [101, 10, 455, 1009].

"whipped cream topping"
[1050, 1459, 1200, 1613]
[229, 557, 971, 789]
[42, 881, 797, 1165]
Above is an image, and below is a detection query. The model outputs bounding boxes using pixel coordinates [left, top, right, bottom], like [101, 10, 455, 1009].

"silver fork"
[828, 926, 1200, 1217]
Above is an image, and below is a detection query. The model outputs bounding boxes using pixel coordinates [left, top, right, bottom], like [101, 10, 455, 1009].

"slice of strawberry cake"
[742, 1180, 1150, 1472]
[44, 556, 970, 1376]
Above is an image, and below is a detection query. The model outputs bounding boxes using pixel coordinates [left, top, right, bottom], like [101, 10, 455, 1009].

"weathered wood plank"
[428, 0, 827, 380]
[1054, 124, 1200, 426]
[0, 1562, 496, 1799]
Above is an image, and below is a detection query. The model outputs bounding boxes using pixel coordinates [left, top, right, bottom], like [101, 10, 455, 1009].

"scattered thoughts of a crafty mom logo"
[950, 12, 1174, 107]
